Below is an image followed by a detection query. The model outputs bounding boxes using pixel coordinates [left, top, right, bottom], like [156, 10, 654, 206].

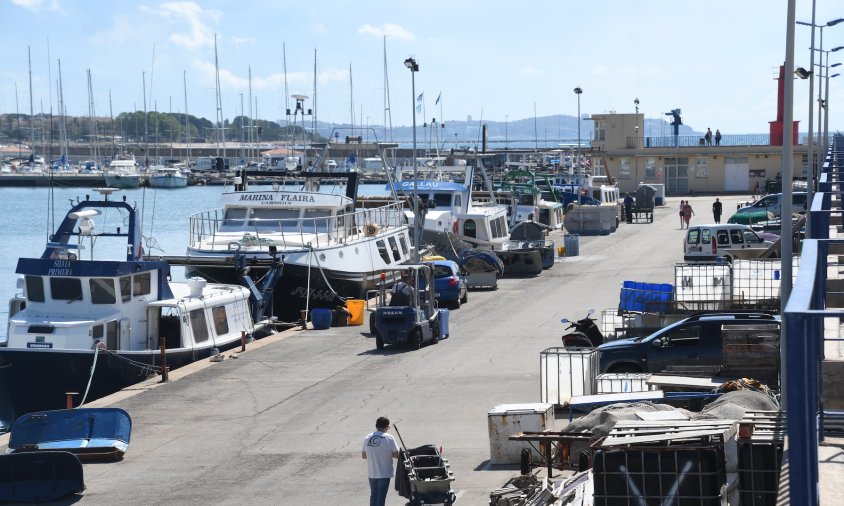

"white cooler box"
[488, 403, 554, 465]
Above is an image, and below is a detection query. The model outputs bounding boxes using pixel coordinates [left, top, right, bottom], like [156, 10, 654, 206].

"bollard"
[159, 336, 169, 383]
[65, 391, 78, 409]
[241, 330, 247, 352]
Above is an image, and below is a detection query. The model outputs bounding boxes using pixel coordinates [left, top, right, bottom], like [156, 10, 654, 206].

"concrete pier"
[3, 194, 836, 504]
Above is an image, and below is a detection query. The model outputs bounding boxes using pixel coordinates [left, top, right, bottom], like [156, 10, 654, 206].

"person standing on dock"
[705, 128, 713, 146]
[362, 416, 399, 506]
[715, 129, 722, 146]
[679, 200, 686, 229]
[712, 198, 723, 224]
[623, 193, 634, 224]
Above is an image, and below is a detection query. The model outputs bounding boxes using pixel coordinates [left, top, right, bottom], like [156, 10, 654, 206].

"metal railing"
[632, 133, 825, 149]
[188, 201, 407, 251]
[783, 134, 843, 505]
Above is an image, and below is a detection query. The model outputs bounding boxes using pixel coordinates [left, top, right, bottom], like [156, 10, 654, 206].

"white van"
[735, 192, 807, 218]
[683, 224, 775, 262]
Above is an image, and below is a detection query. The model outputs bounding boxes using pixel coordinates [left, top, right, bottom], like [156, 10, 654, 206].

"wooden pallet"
[599, 419, 738, 447]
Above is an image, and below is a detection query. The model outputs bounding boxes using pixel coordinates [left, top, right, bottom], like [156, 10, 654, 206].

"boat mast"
[87, 69, 99, 162]
[214, 34, 226, 160]
[312, 49, 317, 142]
[57, 59, 68, 166]
[183, 70, 191, 166]
[349, 62, 354, 132]
[248, 65, 254, 161]
[283, 42, 289, 147]
[383, 36, 393, 142]
[109, 90, 116, 159]
[142, 71, 148, 168]
[28, 46, 36, 161]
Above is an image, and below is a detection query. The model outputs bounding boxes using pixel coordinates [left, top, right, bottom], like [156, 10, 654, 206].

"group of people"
[678, 198, 723, 229]
[704, 128, 722, 146]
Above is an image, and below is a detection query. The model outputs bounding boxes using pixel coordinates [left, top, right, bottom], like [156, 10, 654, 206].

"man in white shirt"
[362, 416, 400, 506]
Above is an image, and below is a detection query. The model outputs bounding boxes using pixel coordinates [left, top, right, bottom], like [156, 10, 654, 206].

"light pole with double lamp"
[822, 54, 842, 149]
[573, 87, 582, 204]
[404, 57, 420, 262]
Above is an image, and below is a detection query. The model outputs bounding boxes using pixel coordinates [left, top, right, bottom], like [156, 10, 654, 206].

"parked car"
[735, 192, 808, 218]
[598, 312, 780, 374]
[683, 224, 776, 262]
[427, 260, 468, 309]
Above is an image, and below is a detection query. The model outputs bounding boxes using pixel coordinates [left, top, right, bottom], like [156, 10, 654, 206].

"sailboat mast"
[184, 71, 191, 166]
[313, 49, 317, 140]
[109, 90, 115, 158]
[57, 59, 67, 164]
[349, 63, 354, 131]
[214, 34, 226, 159]
[248, 66, 253, 160]
[283, 43, 289, 145]
[142, 71, 148, 168]
[28, 46, 36, 159]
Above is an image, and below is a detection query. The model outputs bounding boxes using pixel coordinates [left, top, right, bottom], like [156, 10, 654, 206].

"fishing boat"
[1, 188, 279, 418]
[104, 156, 141, 188]
[147, 165, 188, 188]
[496, 169, 565, 230]
[184, 170, 412, 322]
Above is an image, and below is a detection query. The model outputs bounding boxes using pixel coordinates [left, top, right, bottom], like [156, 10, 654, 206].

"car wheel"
[451, 298, 461, 310]
[375, 331, 384, 350]
[410, 328, 422, 350]
[369, 314, 376, 335]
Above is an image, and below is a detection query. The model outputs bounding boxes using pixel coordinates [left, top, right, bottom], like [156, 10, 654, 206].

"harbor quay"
[2, 194, 837, 505]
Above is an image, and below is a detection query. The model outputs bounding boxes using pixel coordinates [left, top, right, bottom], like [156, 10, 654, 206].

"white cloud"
[193, 59, 333, 92]
[139, 1, 220, 51]
[519, 67, 542, 76]
[11, 0, 65, 13]
[232, 36, 255, 46]
[357, 23, 415, 41]
[592, 65, 610, 76]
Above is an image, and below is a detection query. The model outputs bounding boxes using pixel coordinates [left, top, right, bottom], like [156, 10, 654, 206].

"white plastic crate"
[595, 373, 656, 394]
[540, 347, 598, 405]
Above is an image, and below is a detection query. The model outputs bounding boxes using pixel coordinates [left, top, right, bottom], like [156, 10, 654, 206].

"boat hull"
[0, 342, 238, 419]
[103, 174, 141, 188]
[186, 261, 370, 323]
[494, 249, 544, 276]
[148, 176, 187, 188]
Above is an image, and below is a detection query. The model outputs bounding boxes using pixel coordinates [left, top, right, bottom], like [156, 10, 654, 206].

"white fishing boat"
[148, 166, 188, 188]
[185, 170, 412, 322]
[104, 156, 142, 188]
[2, 188, 279, 418]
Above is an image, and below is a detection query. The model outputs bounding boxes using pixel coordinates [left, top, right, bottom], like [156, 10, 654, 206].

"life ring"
[364, 223, 380, 236]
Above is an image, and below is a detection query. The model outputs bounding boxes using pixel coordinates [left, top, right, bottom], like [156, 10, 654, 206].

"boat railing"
[189, 201, 407, 250]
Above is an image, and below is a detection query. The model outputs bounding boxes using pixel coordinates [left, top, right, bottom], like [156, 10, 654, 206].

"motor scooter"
[561, 309, 604, 348]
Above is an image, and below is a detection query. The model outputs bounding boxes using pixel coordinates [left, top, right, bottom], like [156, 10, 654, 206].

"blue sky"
[0, 0, 841, 135]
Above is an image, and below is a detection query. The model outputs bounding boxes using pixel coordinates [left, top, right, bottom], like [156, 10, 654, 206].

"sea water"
[0, 182, 389, 337]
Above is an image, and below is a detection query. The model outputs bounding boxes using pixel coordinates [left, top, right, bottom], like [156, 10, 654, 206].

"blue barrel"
[564, 234, 580, 257]
[655, 196, 664, 206]
[311, 308, 332, 330]
[438, 308, 450, 339]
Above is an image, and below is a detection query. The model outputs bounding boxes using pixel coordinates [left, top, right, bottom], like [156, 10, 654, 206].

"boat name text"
[239, 194, 316, 203]
[48, 260, 72, 276]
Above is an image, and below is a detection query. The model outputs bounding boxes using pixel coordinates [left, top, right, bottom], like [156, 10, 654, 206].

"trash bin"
[564, 234, 580, 257]
[438, 308, 449, 339]
[345, 299, 365, 326]
[310, 308, 332, 330]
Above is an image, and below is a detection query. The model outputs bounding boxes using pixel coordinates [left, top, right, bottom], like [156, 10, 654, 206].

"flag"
[416, 104, 422, 113]
[435, 92, 441, 105]
[417, 92, 424, 103]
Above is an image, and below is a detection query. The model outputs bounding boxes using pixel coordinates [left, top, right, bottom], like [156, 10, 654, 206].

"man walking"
[623, 193, 635, 224]
[362, 416, 400, 506]
[712, 198, 723, 224]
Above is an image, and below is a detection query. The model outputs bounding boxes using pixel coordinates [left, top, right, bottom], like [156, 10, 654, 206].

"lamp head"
[634, 97, 639, 105]
[832, 46, 844, 52]
[832, 63, 843, 68]
[795, 67, 812, 79]
[827, 18, 844, 27]
[573, 87, 583, 95]
[404, 57, 419, 72]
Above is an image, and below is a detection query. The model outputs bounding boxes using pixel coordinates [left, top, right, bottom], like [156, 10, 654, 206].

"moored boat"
[1, 189, 276, 418]
[104, 156, 141, 188]
[147, 165, 188, 188]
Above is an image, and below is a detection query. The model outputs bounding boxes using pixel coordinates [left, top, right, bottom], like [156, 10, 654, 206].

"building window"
[695, 157, 708, 178]
[594, 119, 606, 142]
[618, 159, 631, 179]
[592, 157, 605, 176]
[645, 158, 657, 179]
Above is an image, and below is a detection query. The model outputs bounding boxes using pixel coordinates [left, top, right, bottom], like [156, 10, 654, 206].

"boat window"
[25, 275, 45, 302]
[303, 209, 332, 233]
[433, 193, 452, 208]
[50, 277, 83, 301]
[93, 324, 103, 340]
[464, 219, 477, 238]
[134, 272, 151, 296]
[388, 236, 401, 261]
[90, 278, 117, 304]
[376, 240, 391, 263]
[398, 235, 409, 255]
[212, 306, 229, 335]
[248, 208, 300, 231]
[119, 276, 131, 302]
[454, 194, 462, 208]
[539, 209, 550, 226]
[221, 207, 248, 229]
[190, 309, 210, 343]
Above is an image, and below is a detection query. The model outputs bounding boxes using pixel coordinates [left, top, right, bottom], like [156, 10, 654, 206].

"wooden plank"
[564, 390, 664, 407]
[635, 411, 690, 421]
[646, 374, 733, 389]
[613, 419, 735, 428]
[602, 429, 735, 447]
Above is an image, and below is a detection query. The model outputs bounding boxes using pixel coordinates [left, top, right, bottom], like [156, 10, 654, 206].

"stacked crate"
[736, 411, 785, 506]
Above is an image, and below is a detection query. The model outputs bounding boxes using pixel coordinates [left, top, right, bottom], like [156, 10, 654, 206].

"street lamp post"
[291, 94, 311, 170]
[573, 87, 583, 204]
[505, 114, 509, 151]
[404, 57, 420, 262]
[824, 56, 842, 149]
